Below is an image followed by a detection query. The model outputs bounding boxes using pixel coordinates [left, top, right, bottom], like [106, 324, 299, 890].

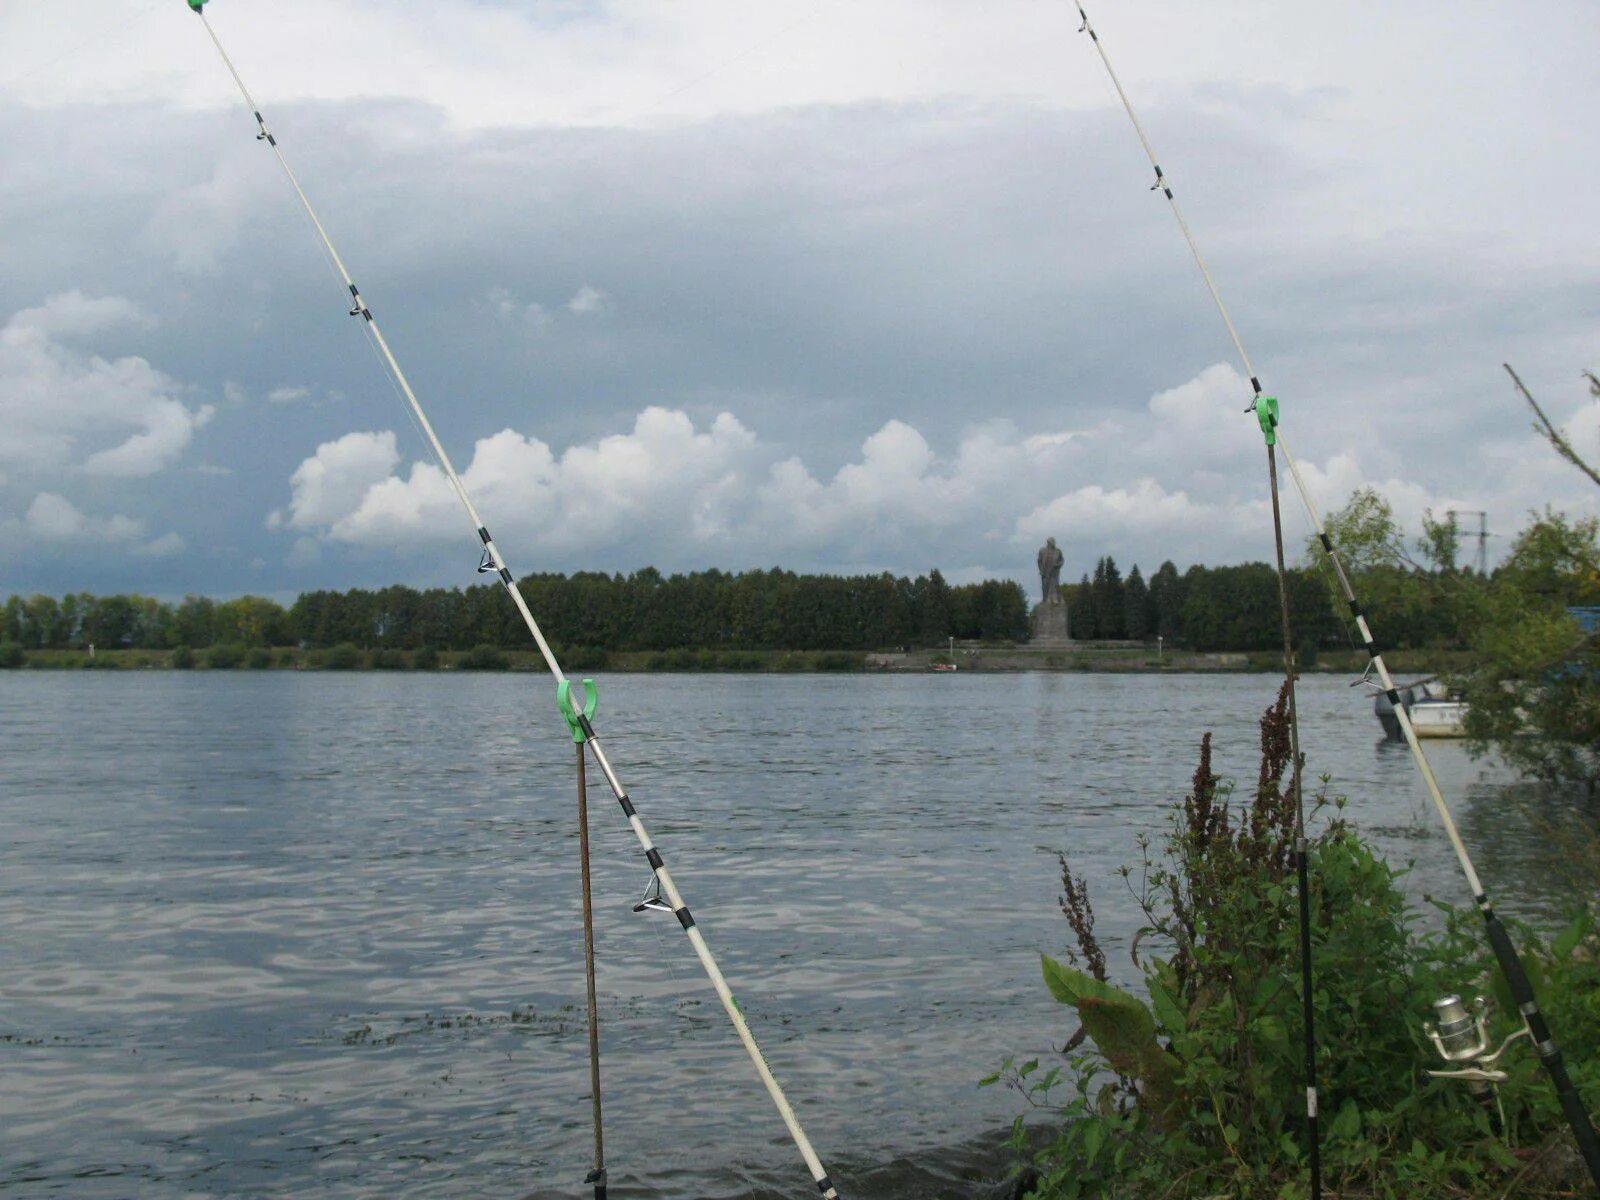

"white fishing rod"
[182, 3, 843, 1195]
[1069, 2, 1600, 1187]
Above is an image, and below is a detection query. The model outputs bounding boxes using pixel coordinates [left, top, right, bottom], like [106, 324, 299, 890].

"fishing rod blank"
[182, 3, 844, 1195]
[1069, 2, 1600, 1187]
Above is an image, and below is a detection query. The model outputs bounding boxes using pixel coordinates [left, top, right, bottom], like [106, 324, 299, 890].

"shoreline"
[1, 645, 1469, 675]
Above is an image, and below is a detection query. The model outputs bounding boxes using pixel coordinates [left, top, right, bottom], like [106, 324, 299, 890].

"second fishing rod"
[185, 3, 844, 1195]
[1069, 1, 1600, 1188]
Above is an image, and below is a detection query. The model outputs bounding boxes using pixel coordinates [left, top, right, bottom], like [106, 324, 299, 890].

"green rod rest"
[557, 677, 599, 744]
[1254, 394, 1280, 446]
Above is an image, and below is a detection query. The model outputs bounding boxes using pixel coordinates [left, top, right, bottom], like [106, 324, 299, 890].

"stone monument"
[1030, 536, 1071, 644]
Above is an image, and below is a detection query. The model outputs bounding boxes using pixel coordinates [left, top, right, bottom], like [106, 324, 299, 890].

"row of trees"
[0, 549, 1493, 660]
[1060, 485, 1560, 653]
[1, 568, 1030, 654]
[1064, 556, 1344, 652]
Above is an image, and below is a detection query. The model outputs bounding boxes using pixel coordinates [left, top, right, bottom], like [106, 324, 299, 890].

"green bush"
[170, 646, 196, 669]
[814, 651, 861, 671]
[457, 644, 508, 671]
[996, 684, 1600, 1199]
[371, 648, 409, 670]
[323, 642, 364, 670]
[561, 644, 610, 671]
[0, 643, 23, 669]
[413, 645, 441, 670]
[205, 643, 248, 669]
[245, 647, 273, 669]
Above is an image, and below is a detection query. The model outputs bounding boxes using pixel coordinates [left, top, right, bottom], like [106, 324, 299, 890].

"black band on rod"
[1484, 915, 1600, 1178]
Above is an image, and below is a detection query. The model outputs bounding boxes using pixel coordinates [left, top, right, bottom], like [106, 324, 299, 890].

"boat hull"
[1374, 686, 1468, 739]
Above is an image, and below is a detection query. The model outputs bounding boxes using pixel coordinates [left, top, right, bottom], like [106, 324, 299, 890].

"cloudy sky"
[2, 0, 1597, 599]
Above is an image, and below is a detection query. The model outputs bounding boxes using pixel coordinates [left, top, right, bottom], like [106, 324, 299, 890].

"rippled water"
[0, 672, 1584, 1198]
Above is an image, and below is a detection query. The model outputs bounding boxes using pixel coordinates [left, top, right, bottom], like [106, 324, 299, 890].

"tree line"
[3, 548, 1490, 659]
[1064, 526, 1500, 653]
[14, 483, 1551, 658]
[1, 568, 1029, 654]
[1065, 557, 1347, 653]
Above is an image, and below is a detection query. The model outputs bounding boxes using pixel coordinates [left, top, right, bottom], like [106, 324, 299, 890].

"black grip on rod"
[1483, 913, 1600, 1188]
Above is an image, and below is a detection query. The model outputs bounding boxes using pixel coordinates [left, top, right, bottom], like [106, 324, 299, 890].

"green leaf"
[1329, 1098, 1361, 1141]
[1553, 910, 1594, 960]
[1251, 1014, 1288, 1048]
[1148, 978, 1186, 1034]
[1041, 953, 1085, 1004]
[1082, 1118, 1106, 1164]
[1042, 954, 1124, 1006]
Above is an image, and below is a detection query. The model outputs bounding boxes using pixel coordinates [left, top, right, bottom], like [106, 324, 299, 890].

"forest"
[3, 544, 1482, 657]
[1, 568, 1030, 654]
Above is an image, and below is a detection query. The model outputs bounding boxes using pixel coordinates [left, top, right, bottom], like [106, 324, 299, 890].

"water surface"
[0, 672, 1582, 1197]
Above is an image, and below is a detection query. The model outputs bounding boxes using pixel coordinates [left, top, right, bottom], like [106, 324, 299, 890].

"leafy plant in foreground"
[990, 685, 1600, 1198]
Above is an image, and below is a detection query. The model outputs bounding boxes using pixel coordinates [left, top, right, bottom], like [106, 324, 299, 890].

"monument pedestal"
[1030, 600, 1071, 646]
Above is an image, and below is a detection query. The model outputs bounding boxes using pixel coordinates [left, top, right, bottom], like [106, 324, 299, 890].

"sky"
[1, 0, 1597, 600]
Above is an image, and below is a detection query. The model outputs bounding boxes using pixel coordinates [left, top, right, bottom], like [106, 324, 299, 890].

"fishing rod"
[181, 3, 844, 1195]
[1067, 3, 1324, 1188]
[1068, 2, 1600, 1188]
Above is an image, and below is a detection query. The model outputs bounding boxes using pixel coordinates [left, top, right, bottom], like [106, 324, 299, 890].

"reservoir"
[0, 672, 1577, 1198]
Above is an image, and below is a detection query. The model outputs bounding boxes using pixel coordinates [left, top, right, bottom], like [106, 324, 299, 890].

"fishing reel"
[1422, 993, 1532, 1133]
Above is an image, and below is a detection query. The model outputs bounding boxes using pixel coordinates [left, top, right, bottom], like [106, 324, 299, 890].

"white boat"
[1375, 679, 1467, 739]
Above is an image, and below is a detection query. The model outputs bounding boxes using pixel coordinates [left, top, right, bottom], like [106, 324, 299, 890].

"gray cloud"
[0, 1, 1595, 597]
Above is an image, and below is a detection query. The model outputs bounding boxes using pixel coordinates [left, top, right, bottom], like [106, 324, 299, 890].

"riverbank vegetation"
[0, 568, 1027, 659]
[992, 687, 1600, 1198]
[7, 644, 870, 673]
[3, 499, 1592, 690]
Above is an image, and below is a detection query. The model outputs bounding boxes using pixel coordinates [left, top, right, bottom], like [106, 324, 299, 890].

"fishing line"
[1069, 2, 1600, 1187]
[0, 0, 166, 93]
[184, 4, 845, 1195]
[649, 2, 835, 111]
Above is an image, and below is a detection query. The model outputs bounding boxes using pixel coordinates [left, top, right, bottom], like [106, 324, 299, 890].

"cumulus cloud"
[0, 292, 214, 479]
[25, 492, 144, 543]
[269, 430, 401, 532]
[271, 364, 1474, 577]
[13, 491, 181, 556]
[279, 408, 759, 550]
[567, 286, 608, 316]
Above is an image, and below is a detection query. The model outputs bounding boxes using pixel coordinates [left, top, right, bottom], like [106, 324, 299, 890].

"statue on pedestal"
[1037, 536, 1065, 605]
[1031, 536, 1071, 643]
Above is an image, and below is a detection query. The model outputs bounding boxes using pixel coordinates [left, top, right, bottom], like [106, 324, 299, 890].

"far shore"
[1, 644, 1469, 676]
